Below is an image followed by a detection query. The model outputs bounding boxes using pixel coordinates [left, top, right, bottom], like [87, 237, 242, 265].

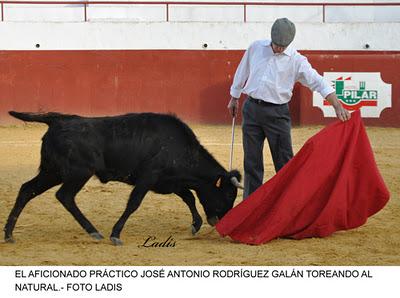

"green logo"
[324, 77, 378, 110]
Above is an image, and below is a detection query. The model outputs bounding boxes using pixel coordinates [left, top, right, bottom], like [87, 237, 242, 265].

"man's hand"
[227, 97, 239, 117]
[332, 101, 351, 122]
[326, 93, 351, 121]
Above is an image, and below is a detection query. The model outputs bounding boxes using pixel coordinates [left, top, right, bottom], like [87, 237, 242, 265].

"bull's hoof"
[207, 216, 219, 227]
[90, 232, 104, 240]
[191, 219, 202, 235]
[4, 236, 15, 244]
[191, 225, 198, 235]
[110, 237, 123, 246]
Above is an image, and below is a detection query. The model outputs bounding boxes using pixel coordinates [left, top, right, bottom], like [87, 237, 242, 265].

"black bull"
[4, 111, 243, 245]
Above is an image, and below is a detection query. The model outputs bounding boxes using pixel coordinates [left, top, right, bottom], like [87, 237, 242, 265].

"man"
[227, 17, 351, 199]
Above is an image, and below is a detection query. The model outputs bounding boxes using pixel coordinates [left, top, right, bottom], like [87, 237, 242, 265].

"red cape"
[216, 111, 390, 245]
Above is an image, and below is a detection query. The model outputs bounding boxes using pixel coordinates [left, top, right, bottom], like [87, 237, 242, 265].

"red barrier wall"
[0, 50, 399, 126]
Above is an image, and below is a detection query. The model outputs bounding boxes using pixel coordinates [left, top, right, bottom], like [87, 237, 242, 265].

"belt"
[248, 96, 286, 107]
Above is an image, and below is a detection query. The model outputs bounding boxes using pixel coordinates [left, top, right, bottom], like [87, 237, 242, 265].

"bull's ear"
[215, 177, 222, 188]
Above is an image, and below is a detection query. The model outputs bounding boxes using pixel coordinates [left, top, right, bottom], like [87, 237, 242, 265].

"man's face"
[271, 43, 287, 54]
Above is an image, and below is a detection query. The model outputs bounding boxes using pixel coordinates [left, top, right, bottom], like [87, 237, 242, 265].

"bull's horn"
[230, 177, 244, 189]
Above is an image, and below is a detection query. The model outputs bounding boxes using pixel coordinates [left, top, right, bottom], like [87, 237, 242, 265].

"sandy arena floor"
[0, 122, 399, 266]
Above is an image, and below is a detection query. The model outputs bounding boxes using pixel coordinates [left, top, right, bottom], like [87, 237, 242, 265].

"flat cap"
[271, 18, 296, 47]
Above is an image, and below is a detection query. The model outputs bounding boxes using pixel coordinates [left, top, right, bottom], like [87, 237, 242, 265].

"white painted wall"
[0, 1, 399, 51]
[0, 22, 399, 51]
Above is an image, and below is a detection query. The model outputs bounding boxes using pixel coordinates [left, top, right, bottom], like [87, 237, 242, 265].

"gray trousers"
[242, 97, 294, 199]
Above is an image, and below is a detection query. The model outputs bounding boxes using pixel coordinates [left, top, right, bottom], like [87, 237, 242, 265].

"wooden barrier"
[0, 50, 399, 126]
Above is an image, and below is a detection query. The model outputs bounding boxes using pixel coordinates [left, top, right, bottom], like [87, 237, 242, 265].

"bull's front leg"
[110, 185, 148, 246]
[176, 189, 203, 235]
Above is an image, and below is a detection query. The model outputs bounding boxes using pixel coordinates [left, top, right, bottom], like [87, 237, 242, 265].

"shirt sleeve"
[230, 45, 251, 99]
[296, 56, 335, 98]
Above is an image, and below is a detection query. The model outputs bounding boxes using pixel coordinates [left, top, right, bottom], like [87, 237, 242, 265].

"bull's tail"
[9, 111, 76, 125]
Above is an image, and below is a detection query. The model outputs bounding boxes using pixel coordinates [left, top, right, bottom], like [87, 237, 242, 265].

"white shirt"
[230, 39, 334, 104]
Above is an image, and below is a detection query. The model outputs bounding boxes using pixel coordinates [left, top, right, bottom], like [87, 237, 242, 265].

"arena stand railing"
[1, 1, 400, 23]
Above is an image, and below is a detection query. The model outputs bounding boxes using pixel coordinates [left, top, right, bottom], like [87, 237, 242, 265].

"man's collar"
[282, 46, 294, 57]
[263, 40, 294, 57]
